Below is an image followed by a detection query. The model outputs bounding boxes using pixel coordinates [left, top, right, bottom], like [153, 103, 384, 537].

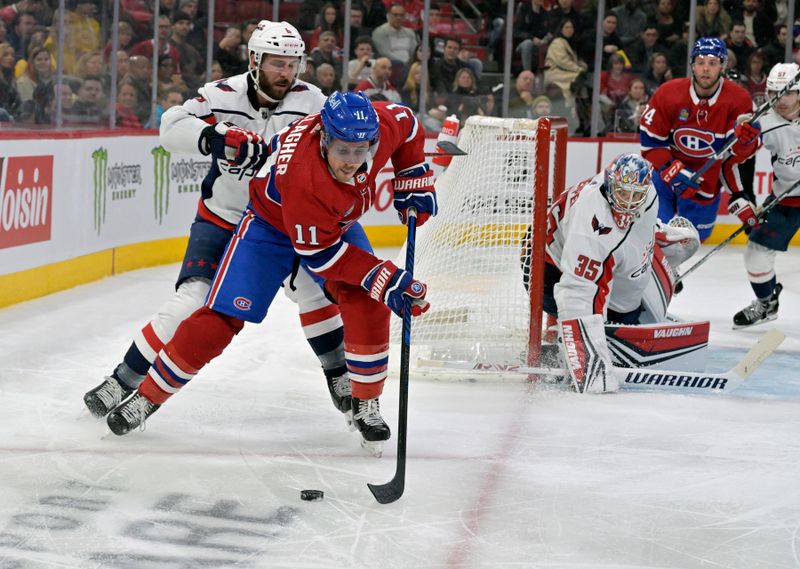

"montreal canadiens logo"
[410, 282, 424, 294]
[234, 296, 252, 310]
[673, 128, 716, 158]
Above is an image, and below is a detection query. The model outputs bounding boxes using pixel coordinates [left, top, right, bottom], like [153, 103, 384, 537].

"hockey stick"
[676, 183, 797, 283]
[368, 210, 417, 504]
[423, 140, 468, 157]
[418, 328, 784, 394]
[689, 69, 800, 183]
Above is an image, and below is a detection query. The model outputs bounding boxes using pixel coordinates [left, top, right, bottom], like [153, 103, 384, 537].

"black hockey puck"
[300, 489, 324, 501]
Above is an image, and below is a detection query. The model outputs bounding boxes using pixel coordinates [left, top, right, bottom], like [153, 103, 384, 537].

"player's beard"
[259, 74, 293, 101]
[693, 71, 721, 93]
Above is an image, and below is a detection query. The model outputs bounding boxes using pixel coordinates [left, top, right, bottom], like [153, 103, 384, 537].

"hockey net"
[391, 116, 568, 370]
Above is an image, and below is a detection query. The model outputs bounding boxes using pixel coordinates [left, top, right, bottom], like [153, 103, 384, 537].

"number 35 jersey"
[545, 172, 659, 321]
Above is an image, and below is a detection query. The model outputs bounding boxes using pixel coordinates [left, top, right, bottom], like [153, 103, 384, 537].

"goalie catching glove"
[392, 170, 437, 226]
[200, 122, 270, 170]
[363, 260, 430, 318]
[558, 314, 619, 394]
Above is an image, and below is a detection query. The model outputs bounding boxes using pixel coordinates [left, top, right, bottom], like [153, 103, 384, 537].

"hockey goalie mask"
[604, 154, 652, 229]
[767, 63, 800, 120]
[248, 20, 306, 103]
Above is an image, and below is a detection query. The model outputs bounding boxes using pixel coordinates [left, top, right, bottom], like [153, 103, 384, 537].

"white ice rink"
[1, 246, 799, 569]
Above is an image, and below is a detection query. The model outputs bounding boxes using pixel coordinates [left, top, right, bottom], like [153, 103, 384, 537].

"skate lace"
[332, 375, 352, 398]
[742, 299, 768, 320]
[95, 378, 126, 409]
[354, 399, 383, 426]
[119, 394, 155, 431]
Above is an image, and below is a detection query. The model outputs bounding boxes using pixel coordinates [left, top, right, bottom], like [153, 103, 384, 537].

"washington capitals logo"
[592, 215, 612, 235]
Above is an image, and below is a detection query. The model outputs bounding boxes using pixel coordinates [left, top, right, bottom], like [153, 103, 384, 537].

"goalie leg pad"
[605, 320, 710, 372]
[558, 314, 618, 394]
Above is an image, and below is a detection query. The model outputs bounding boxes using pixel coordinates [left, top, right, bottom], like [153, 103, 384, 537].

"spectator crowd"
[0, 0, 795, 136]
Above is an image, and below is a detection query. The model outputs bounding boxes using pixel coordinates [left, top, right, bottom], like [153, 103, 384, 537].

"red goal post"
[391, 115, 568, 370]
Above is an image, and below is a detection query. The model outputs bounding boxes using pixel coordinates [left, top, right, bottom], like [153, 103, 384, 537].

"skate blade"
[732, 313, 778, 330]
[360, 439, 384, 458]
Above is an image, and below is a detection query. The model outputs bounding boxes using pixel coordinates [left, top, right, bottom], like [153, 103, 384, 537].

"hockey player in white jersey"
[733, 62, 800, 328]
[544, 153, 658, 393]
[84, 21, 356, 423]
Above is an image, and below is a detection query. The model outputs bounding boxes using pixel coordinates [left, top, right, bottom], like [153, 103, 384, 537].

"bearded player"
[84, 22, 357, 425]
[105, 93, 437, 457]
[640, 37, 761, 241]
[733, 62, 800, 328]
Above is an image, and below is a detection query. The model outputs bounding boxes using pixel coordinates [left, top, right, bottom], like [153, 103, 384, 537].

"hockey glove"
[392, 170, 437, 226]
[363, 260, 430, 318]
[660, 160, 702, 198]
[200, 122, 269, 170]
[728, 192, 760, 229]
[730, 117, 761, 159]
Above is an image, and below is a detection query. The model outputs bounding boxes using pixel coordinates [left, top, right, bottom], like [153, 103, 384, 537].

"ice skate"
[324, 368, 356, 431]
[733, 283, 782, 329]
[352, 397, 390, 457]
[106, 392, 160, 436]
[83, 376, 134, 418]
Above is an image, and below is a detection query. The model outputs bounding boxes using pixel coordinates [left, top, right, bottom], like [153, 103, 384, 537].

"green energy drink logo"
[152, 145, 170, 224]
[92, 147, 108, 234]
[92, 147, 142, 234]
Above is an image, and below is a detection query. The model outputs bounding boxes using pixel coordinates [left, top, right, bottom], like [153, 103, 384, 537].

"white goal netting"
[391, 116, 566, 367]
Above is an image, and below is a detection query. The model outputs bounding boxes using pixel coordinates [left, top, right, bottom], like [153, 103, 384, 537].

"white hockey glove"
[558, 314, 619, 394]
[656, 216, 700, 269]
[727, 192, 760, 229]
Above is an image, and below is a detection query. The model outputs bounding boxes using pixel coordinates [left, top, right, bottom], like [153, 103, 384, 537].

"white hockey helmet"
[247, 20, 307, 103]
[766, 62, 800, 93]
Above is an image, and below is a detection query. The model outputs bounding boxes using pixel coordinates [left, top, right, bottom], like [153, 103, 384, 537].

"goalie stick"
[689, 69, 800, 184]
[368, 210, 418, 504]
[418, 329, 784, 394]
[676, 182, 798, 283]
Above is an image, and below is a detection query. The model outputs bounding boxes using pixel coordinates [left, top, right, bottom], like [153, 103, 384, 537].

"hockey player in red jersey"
[640, 37, 761, 241]
[82, 21, 362, 426]
[106, 92, 436, 456]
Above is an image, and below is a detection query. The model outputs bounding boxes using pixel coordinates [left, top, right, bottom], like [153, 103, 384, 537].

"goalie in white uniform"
[733, 62, 800, 329]
[542, 153, 700, 393]
[84, 21, 359, 424]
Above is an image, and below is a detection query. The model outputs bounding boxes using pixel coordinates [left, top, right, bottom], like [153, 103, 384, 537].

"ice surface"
[0, 246, 799, 569]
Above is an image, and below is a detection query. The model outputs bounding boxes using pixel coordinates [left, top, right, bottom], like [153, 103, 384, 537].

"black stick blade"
[368, 478, 404, 504]
[436, 140, 467, 156]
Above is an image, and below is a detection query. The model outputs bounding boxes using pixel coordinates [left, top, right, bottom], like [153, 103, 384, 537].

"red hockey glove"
[728, 192, 760, 229]
[660, 160, 702, 198]
[392, 170, 437, 226]
[363, 260, 430, 318]
[731, 114, 761, 158]
[734, 120, 761, 145]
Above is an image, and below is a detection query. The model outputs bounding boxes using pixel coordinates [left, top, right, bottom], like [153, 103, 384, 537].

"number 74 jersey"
[545, 173, 659, 321]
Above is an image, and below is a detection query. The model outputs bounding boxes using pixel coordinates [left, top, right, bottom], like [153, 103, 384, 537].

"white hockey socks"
[558, 314, 619, 394]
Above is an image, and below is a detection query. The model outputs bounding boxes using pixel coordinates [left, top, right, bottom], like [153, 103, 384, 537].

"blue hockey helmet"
[320, 91, 380, 146]
[691, 37, 728, 65]
[604, 153, 652, 216]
